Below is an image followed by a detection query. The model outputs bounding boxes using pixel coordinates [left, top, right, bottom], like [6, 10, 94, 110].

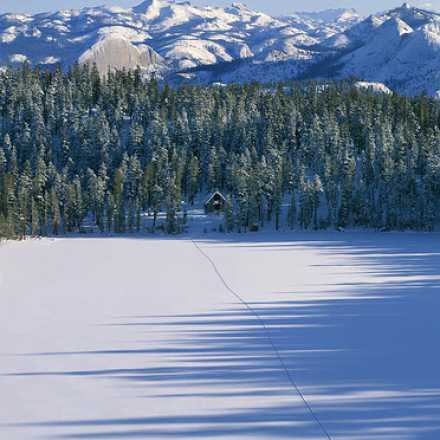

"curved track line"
[192, 239, 333, 440]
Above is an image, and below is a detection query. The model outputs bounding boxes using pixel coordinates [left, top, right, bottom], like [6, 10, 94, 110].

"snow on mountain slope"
[323, 14, 389, 50]
[296, 8, 359, 24]
[354, 81, 393, 94]
[2, 2, 440, 95]
[134, 0, 163, 21]
[0, 1, 358, 79]
[324, 4, 440, 95]
[390, 22, 440, 95]
[337, 17, 414, 79]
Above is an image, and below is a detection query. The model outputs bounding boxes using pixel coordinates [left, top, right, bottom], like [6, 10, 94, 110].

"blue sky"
[0, 0, 439, 16]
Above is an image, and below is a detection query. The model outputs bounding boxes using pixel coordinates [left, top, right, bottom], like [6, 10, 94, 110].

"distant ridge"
[1, 2, 440, 95]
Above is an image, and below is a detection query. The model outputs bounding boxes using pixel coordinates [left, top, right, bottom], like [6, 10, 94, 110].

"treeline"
[1, 64, 440, 238]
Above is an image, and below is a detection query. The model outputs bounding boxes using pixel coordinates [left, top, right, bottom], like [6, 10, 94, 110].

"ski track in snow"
[191, 238, 332, 440]
[1, 232, 440, 439]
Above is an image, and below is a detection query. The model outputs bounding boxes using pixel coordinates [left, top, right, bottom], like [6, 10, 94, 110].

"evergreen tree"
[0, 65, 439, 237]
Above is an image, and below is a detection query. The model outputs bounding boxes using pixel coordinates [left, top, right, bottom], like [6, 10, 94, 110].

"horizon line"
[0, 1, 437, 19]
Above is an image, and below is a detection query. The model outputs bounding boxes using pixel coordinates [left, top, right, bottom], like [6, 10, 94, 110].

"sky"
[0, 0, 439, 16]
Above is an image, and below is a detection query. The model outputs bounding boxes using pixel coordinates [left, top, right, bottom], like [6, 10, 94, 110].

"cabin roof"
[204, 191, 226, 206]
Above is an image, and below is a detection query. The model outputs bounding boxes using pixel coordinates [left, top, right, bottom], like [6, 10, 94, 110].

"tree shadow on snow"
[4, 232, 440, 439]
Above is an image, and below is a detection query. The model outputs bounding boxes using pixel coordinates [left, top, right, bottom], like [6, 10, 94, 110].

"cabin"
[204, 191, 226, 214]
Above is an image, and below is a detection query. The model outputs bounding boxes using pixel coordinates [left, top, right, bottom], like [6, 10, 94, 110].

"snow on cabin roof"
[204, 191, 226, 205]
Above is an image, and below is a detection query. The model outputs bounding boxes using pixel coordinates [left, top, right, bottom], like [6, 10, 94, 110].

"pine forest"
[1, 65, 440, 238]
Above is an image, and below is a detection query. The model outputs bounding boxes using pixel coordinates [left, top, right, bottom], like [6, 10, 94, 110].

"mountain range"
[1, 1, 440, 95]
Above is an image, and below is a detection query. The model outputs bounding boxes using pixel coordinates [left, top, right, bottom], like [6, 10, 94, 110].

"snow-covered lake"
[1, 232, 440, 439]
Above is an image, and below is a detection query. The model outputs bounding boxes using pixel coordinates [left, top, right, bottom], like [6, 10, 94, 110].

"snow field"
[1, 232, 440, 439]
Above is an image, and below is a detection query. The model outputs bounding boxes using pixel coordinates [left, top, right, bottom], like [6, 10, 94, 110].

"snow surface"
[1, 231, 440, 439]
[354, 81, 393, 94]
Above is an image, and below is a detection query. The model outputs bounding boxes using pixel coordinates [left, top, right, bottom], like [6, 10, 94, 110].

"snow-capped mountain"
[0, 1, 359, 80]
[1, 1, 440, 95]
[326, 3, 440, 95]
[188, 3, 440, 96]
